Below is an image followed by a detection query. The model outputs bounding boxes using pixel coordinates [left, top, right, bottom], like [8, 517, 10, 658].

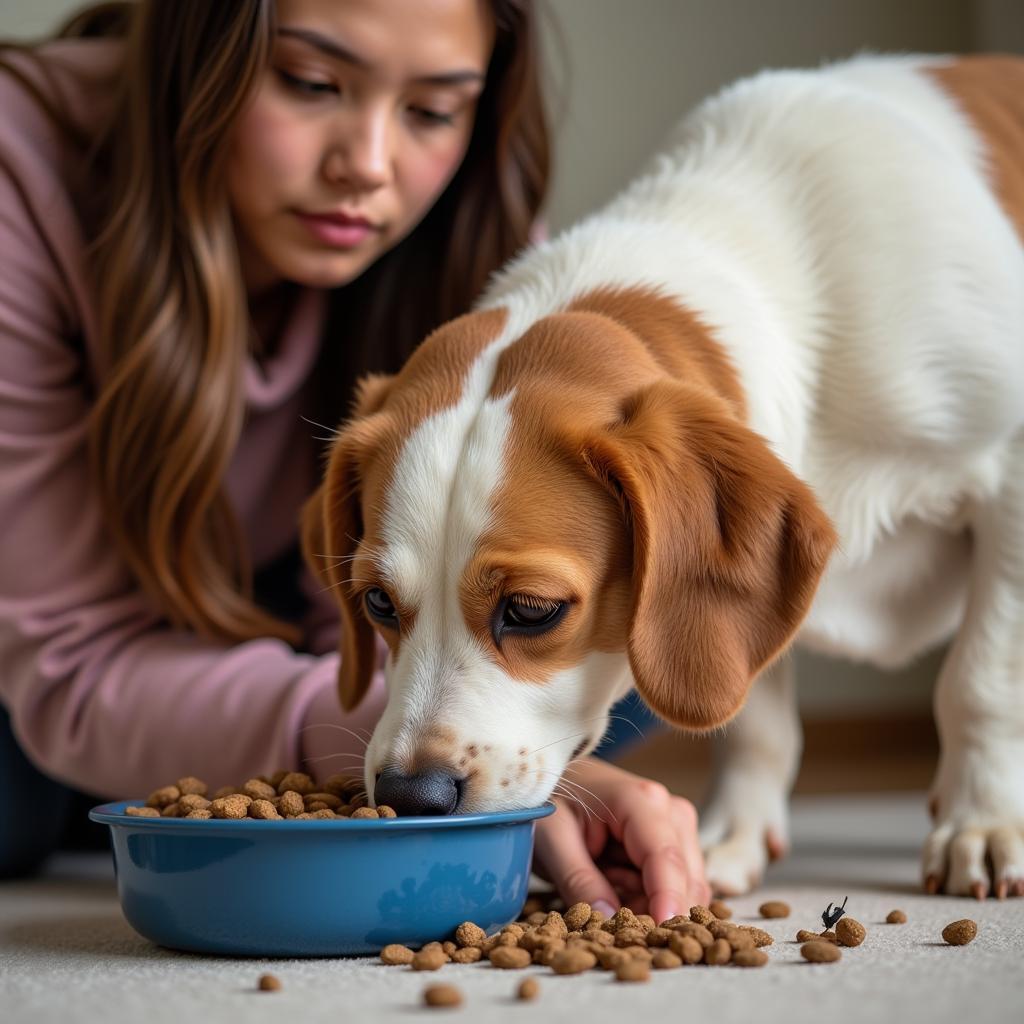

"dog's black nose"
[373, 767, 463, 816]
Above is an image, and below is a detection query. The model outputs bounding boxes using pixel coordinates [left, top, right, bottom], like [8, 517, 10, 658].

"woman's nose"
[324, 111, 392, 192]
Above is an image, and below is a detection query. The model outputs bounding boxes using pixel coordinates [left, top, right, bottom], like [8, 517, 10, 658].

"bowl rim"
[89, 799, 556, 831]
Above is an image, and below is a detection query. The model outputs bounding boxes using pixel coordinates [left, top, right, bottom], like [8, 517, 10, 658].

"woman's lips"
[295, 211, 379, 248]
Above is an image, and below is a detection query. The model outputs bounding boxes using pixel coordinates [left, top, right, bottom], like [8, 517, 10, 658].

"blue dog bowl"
[89, 800, 555, 957]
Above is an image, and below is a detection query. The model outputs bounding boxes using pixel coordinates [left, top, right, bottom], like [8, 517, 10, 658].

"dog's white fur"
[355, 54, 1024, 896]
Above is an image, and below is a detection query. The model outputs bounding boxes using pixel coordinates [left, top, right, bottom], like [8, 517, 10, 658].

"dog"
[303, 54, 1024, 898]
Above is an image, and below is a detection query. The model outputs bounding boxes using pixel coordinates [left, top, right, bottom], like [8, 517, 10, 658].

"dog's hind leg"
[698, 656, 801, 896]
[924, 431, 1024, 899]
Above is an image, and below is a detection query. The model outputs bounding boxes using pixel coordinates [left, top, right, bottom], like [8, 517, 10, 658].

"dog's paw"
[922, 820, 1024, 898]
[925, 741, 1024, 897]
[699, 783, 789, 896]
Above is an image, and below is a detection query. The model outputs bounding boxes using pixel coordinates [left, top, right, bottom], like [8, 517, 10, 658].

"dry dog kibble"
[125, 806, 161, 817]
[690, 905, 716, 926]
[796, 929, 820, 942]
[668, 933, 704, 964]
[651, 949, 682, 969]
[423, 984, 462, 1008]
[489, 946, 532, 969]
[351, 807, 379, 819]
[732, 949, 769, 967]
[942, 919, 977, 946]
[517, 977, 540, 1001]
[709, 899, 733, 920]
[704, 938, 732, 965]
[740, 925, 775, 948]
[614, 959, 650, 983]
[819, 929, 838, 942]
[212, 785, 237, 799]
[534, 940, 567, 966]
[381, 944, 416, 965]
[450, 947, 482, 964]
[178, 794, 210, 813]
[614, 927, 647, 948]
[278, 790, 305, 816]
[176, 776, 207, 796]
[542, 911, 568, 937]
[412, 948, 448, 971]
[550, 948, 597, 974]
[603, 907, 641, 933]
[146, 785, 180, 809]
[563, 902, 592, 931]
[801, 941, 842, 963]
[724, 929, 756, 952]
[670, 921, 714, 947]
[242, 778, 277, 801]
[248, 799, 281, 820]
[210, 794, 251, 819]
[276, 772, 315, 796]
[886, 909, 908, 924]
[455, 922, 486, 948]
[759, 900, 790, 919]
[836, 917, 866, 947]
[644, 927, 672, 948]
[257, 973, 282, 991]
[377, 805, 398, 818]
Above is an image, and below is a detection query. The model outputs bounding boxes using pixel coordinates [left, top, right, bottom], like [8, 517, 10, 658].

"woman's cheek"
[406, 139, 472, 219]
[228, 98, 313, 212]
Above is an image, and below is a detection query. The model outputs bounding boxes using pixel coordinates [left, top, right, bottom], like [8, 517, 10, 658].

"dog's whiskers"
[297, 722, 371, 750]
[535, 767, 614, 828]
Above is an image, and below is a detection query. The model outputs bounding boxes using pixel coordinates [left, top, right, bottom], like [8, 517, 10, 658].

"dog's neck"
[479, 210, 815, 475]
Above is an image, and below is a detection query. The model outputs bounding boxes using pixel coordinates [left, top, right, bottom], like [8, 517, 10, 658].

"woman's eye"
[364, 587, 397, 625]
[409, 106, 456, 127]
[277, 69, 337, 96]
[501, 598, 566, 631]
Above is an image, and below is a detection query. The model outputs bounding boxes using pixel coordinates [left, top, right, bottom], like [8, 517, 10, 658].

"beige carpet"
[2, 792, 1021, 1024]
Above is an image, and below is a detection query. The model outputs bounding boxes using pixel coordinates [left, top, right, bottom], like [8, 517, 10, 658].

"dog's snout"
[374, 767, 463, 816]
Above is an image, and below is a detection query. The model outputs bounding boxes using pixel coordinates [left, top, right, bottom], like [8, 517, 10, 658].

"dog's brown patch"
[926, 55, 1024, 245]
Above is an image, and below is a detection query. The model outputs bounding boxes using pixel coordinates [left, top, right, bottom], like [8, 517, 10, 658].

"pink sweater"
[0, 39, 385, 798]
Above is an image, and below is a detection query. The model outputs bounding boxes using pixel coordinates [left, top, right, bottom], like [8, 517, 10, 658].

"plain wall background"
[2, 0, 1022, 719]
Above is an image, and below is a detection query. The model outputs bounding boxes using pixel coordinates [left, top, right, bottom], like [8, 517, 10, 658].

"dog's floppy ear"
[581, 380, 837, 730]
[300, 373, 395, 711]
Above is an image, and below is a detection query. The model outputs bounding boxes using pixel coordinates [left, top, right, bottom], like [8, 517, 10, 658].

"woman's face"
[226, 0, 494, 295]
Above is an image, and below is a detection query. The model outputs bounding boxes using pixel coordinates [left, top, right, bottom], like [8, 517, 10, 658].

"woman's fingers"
[620, 788, 707, 923]
[533, 799, 620, 917]
[672, 798, 712, 906]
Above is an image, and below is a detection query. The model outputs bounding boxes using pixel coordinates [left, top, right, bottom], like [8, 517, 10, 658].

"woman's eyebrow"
[277, 26, 486, 86]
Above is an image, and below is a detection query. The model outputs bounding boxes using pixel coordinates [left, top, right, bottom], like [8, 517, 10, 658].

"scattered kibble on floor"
[942, 919, 978, 946]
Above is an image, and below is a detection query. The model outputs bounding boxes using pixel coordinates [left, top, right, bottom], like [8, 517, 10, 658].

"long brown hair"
[1, 0, 549, 647]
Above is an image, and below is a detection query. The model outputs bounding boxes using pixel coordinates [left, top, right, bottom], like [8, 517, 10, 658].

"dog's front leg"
[925, 436, 1024, 898]
[698, 656, 800, 895]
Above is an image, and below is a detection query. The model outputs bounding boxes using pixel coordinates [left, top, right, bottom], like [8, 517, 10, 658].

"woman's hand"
[532, 756, 711, 923]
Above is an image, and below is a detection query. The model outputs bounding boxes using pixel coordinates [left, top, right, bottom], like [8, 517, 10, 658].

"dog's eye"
[364, 587, 398, 625]
[501, 597, 567, 633]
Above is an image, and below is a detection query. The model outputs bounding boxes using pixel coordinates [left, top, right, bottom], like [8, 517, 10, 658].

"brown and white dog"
[304, 54, 1024, 898]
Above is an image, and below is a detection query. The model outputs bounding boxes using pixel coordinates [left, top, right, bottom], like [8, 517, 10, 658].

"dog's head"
[302, 288, 836, 814]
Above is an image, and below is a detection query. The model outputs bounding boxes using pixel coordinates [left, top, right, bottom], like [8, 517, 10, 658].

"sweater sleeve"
[0, 131, 384, 802]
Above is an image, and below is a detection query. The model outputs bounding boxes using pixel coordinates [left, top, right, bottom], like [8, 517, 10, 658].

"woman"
[0, 0, 708, 919]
